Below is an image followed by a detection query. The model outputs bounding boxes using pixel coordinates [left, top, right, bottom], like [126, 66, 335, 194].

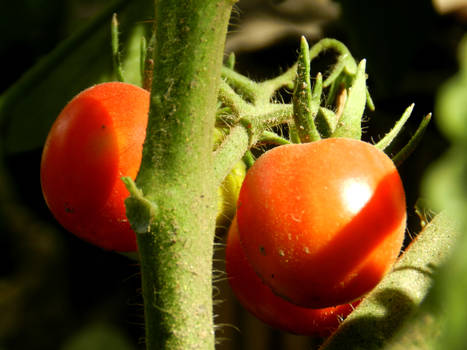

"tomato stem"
[213, 125, 250, 185]
[124, 1, 235, 349]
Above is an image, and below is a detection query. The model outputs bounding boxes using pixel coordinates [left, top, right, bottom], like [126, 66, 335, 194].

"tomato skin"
[40, 82, 149, 252]
[236, 138, 406, 308]
[226, 219, 358, 336]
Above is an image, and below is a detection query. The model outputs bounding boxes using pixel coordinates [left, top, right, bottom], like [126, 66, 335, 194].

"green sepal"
[258, 130, 291, 145]
[375, 103, 415, 151]
[315, 107, 338, 138]
[392, 113, 432, 167]
[292, 36, 321, 143]
[225, 52, 236, 70]
[331, 59, 367, 139]
[311, 72, 323, 114]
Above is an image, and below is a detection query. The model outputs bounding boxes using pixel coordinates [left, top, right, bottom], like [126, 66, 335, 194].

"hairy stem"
[125, 1, 235, 349]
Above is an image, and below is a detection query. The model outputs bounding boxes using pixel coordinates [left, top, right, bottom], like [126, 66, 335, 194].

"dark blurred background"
[1, 0, 466, 349]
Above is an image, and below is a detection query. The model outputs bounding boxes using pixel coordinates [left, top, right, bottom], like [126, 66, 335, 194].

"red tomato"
[236, 138, 406, 308]
[40, 82, 149, 251]
[226, 219, 358, 336]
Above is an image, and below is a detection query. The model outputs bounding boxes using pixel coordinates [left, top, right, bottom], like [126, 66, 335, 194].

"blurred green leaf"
[424, 34, 467, 218]
[435, 35, 467, 142]
[2, 0, 153, 154]
[422, 147, 467, 220]
[415, 32, 467, 350]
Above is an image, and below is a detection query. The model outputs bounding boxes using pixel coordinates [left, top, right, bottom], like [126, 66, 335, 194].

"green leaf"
[315, 107, 338, 138]
[435, 74, 467, 143]
[2, 0, 153, 154]
[435, 35, 467, 143]
[413, 32, 467, 350]
[422, 147, 467, 220]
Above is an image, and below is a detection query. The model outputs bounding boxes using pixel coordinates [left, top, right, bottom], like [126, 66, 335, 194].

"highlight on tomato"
[226, 218, 358, 336]
[40, 82, 149, 252]
[236, 138, 407, 308]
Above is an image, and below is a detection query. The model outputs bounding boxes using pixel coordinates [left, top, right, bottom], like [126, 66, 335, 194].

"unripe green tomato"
[216, 160, 246, 231]
[213, 127, 246, 231]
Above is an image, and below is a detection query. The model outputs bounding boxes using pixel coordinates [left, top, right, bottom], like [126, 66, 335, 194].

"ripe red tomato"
[236, 138, 406, 308]
[226, 219, 358, 336]
[40, 82, 149, 251]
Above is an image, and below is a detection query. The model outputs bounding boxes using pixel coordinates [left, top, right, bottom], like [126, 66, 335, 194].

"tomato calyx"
[216, 37, 430, 177]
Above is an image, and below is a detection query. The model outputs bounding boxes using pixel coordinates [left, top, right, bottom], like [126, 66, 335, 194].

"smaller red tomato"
[226, 219, 358, 336]
[40, 82, 149, 252]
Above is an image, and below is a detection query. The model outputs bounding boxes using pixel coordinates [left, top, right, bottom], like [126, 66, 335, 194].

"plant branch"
[213, 124, 250, 185]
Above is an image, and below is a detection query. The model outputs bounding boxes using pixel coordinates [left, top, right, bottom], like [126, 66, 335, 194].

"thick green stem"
[125, 1, 235, 349]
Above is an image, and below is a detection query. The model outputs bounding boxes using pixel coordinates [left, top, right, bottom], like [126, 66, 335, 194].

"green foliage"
[415, 34, 467, 349]
[1, 0, 153, 154]
[423, 35, 467, 219]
